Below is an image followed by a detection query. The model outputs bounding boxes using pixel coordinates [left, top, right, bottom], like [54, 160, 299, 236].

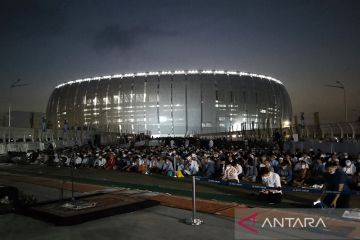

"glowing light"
[159, 116, 167, 122]
[124, 73, 134, 77]
[112, 74, 123, 78]
[161, 71, 172, 75]
[174, 70, 185, 74]
[55, 69, 284, 88]
[149, 71, 159, 76]
[283, 120, 291, 128]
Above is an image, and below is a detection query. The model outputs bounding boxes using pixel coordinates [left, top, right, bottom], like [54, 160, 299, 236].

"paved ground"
[0, 206, 234, 240]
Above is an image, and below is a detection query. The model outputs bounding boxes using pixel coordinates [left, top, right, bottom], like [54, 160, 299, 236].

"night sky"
[1, 0, 359, 123]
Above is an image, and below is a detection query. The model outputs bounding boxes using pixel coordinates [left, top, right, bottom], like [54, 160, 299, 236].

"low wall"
[284, 141, 360, 155]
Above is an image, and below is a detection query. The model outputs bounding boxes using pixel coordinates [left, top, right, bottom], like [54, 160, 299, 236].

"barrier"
[194, 177, 360, 196]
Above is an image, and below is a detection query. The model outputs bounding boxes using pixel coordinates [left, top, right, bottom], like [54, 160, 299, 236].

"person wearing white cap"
[53, 153, 60, 164]
[98, 155, 107, 168]
[75, 154, 82, 168]
[343, 160, 356, 176]
[184, 156, 199, 175]
[81, 154, 89, 167]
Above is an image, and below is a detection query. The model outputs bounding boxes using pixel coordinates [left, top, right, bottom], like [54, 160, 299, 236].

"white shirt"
[262, 172, 282, 194]
[189, 160, 199, 174]
[99, 158, 106, 167]
[236, 164, 243, 175]
[75, 157, 82, 165]
[223, 166, 239, 182]
[343, 164, 356, 175]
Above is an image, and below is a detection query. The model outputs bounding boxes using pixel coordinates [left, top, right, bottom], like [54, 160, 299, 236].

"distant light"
[174, 70, 185, 74]
[54, 69, 284, 88]
[202, 70, 213, 74]
[149, 71, 159, 76]
[159, 116, 167, 122]
[161, 71, 172, 75]
[188, 70, 199, 74]
[283, 120, 291, 128]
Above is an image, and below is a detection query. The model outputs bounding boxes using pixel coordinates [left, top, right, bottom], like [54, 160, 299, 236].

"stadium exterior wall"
[46, 70, 292, 137]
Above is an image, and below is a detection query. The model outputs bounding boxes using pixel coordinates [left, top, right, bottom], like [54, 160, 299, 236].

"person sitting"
[343, 159, 357, 176]
[136, 155, 147, 174]
[278, 161, 293, 185]
[235, 160, 243, 180]
[116, 154, 127, 170]
[260, 159, 274, 172]
[105, 152, 117, 170]
[53, 153, 60, 167]
[96, 155, 107, 168]
[81, 154, 89, 167]
[202, 156, 215, 178]
[183, 155, 199, 175]
[74, 154, 82, 168]
[121, 157, 133, 171]
[244, 156, 258, 182]
[222, 161, 239, 183]
[149, 156, 159, 173]
[270, 155, 280, 173]
[155, 157, 165, 173]
[258, 167, 282, 204]
[161, 158, 174, 176]
[292, 160, 311, 187]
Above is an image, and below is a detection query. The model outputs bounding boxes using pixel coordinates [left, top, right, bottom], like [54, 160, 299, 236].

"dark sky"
[1, 0, 359, 123]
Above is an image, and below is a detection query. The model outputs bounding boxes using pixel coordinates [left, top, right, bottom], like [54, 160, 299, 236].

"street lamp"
[8, 79, 29, 143]
[324, 81, 347, 122]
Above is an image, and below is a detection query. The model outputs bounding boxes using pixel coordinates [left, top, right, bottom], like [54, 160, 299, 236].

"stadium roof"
[55, 69, 283, 88]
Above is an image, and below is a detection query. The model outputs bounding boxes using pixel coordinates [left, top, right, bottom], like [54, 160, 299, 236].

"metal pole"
[185, 176, 203, 225]
[343, 88, 347, 122]
[173, 155, 177, 178]
[192, 176, 196, 220]
[71, 153, 75, 202]
[71, 165, 74, 201]
[8, 104, 11, 143]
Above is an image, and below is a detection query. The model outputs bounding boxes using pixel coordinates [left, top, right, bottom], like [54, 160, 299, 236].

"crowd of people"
[20, 137, 359, 207]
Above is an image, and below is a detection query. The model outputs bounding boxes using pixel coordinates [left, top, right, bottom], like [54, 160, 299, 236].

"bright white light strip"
[55, 70, 283, 88]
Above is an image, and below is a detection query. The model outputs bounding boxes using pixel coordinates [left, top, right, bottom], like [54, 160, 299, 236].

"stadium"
[47, 70, 292, 137]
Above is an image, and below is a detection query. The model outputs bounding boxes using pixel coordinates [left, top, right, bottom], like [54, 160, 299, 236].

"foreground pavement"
[1, 206, 234, 240]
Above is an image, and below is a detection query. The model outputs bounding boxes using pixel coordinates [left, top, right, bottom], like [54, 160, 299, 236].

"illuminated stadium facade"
[47, 70, 292, 137]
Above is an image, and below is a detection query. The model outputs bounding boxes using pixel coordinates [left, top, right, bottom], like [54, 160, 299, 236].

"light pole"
[8, 79, 29, 143]
[324, 81, 347, 122]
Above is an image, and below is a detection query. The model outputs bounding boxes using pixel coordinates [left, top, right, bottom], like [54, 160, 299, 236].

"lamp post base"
[185, 217, 203, 226]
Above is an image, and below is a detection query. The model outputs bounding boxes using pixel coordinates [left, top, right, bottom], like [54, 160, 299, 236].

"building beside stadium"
[46, 70, 292, 137]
